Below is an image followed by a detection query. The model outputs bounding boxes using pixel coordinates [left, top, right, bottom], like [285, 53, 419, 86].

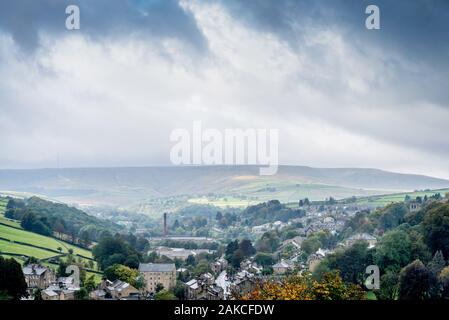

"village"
[19, 200, 393, 301]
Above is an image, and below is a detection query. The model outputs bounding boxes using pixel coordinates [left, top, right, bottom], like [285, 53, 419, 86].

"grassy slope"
[353, 188, 449, 207]
[0, 224, 92, 258]
[0, 198, 92, 258]
[0, 239, 58, 259]
[0, 197, 101, 282]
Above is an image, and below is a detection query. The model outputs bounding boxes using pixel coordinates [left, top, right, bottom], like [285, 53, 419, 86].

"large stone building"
[22, 264, 56, 290]
[138, 263, 176, 293]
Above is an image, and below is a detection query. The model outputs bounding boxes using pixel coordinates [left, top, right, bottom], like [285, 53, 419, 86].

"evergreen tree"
[428, 250, 446, 276]
[399, 260, 434, 300]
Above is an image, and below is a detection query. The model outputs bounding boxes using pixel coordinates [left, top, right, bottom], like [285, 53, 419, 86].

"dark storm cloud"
[0, 0, 207, 53]
[218, 0, 449, 106]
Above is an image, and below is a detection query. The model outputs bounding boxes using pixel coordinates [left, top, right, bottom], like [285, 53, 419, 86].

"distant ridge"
[0, 166, 448, 206]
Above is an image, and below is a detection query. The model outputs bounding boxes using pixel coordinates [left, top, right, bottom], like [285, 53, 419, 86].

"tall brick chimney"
[163, 212, 167, 237]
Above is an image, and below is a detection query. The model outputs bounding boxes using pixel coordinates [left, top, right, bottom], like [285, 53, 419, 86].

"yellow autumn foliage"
[242, 272, 365, 300]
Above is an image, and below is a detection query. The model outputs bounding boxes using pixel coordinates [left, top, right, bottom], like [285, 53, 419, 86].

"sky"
[0, 0, 448, 178]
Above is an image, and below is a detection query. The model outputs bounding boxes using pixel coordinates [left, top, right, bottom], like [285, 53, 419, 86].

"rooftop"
[138, 263, 176, 273]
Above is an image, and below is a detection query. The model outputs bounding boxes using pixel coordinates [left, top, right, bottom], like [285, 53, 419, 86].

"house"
[211, 257, 228, 274]
[185, 273, 223, 300]
[307, 254, 323, 273]
[279, 236, 303, 251]
[240, 260, 262, 274]
[41, 279, 79, 301]
[229, 270, 257, 299]
[345, 233, 377, 248]
[106, 280, 139, 299]
[139, 263, 176, 293]
[409, 201, 421, 212]
[22, 264, 56, 290]
[272, 260, 293, 275]
[90, 289, 107, 300]
[41, 288, 60, 301]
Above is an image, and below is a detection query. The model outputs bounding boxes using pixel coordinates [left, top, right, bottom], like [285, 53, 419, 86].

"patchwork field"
[353, 188, 449, 207]
[0, 239, 57, 259]
[0, 223, 92, 258]
[0, 197, 102, 283]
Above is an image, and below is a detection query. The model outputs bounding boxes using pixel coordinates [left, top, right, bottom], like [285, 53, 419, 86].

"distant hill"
[0, 166, 448, 207]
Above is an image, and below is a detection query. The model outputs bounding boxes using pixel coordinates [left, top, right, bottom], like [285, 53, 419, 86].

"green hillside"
[0, 223, 92, 258]
[352, 188, 449, 207]
[1, 198, 94, 261]
[0, 239, 58, 259]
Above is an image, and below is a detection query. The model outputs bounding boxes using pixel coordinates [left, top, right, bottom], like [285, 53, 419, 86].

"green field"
[0, 197, 7, 214]
[0, 223, 91, 257]
[0, 214, 22, 228]
[0, 239, 57, 259]
[353, 188, 449, 207]
[0, 197, 102, 282]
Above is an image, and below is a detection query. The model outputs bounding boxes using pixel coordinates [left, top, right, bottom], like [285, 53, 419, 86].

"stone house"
[139, 263, 176, 293]
[22, 264, 56, 290]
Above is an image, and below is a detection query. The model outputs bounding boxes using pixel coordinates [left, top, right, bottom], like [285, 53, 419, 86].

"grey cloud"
[0, 0, 207, 53]
[218, 0, 449, 106]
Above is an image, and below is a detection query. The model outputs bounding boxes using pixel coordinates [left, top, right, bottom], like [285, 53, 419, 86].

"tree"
[377, 272, 399, 300]
[24, 256, 38, 265]
[75, 288, 89, 300]
[155, 283, 164, 293]
[439, 266, 449, 298]
[399, 260, 434, 300]
[378, 203, 407, 231]
[327, 242, 373, 284]
[242, 272, 364, 300]
[239, 239, 256, 257]
[134, 276, 146, 290]
[185, 255, 195, 266]
[423, 203, 449, 258]
[230, 249, 245, 269]
[155, 290, 177, 300]
[104, 264, 140, 287]
[173, 282, 186, 300]
[92, 235, 139, 270]
[254, 253, 274, 267]
[80, 230, 91, 248]
[225, 240, 239, 256]
[32, 288, 43, 300]
[301, 237, 321, 257]
[83, 275, 97, 293]
[428, 250, 446, 276]
[0, 257, 28, 300]
[374, 229, 412, 273]
[20, 211, 52, 236]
